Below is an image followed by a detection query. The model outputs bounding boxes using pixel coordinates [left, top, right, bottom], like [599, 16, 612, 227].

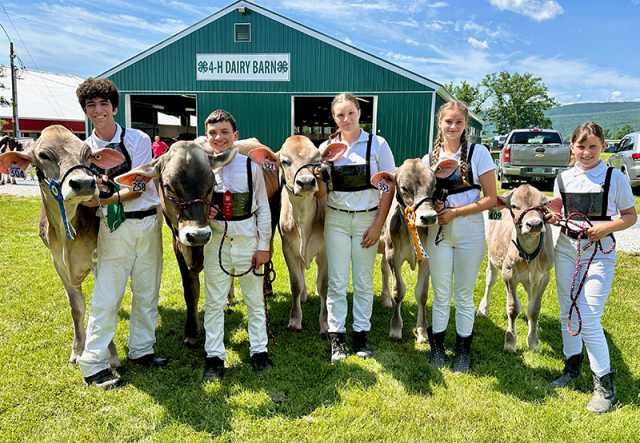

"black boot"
[352, 330, 373, 358]
[452, 333, 472, 373]
[587, 371, 618, 413]
[427, 327, 446, 369]
[329, 332, 348, 364]
[551, 353, 584, 388]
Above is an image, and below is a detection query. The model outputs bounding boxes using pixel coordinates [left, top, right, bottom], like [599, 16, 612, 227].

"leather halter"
[508, 205, 549, 262]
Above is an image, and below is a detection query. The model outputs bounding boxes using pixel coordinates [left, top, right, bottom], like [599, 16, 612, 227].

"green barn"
[98, 0, 482, 161]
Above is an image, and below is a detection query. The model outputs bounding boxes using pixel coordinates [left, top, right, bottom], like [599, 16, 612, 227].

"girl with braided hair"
[422, 101, 497, 372]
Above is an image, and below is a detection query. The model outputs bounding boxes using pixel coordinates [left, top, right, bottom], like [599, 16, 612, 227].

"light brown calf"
[477, 184, 554, 352]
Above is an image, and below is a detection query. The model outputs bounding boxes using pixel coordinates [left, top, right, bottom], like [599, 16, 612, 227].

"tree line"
[445, 72, 636, 139]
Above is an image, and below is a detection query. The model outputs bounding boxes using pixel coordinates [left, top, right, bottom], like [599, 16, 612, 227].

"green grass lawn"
[1, 195, 639, 442]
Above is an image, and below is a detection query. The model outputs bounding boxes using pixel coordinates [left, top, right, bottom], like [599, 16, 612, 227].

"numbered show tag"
[377, 178, 390, 193]
[262, 159, 276, 171]
[132, 176, 147, 192]
[10, 165, 24, 178]
[488, 207, 502, 220]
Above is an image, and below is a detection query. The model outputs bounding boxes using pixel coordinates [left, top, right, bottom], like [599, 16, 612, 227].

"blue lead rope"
[47, 178, 76, 240]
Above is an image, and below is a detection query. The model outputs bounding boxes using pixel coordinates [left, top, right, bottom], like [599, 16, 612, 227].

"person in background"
[152, 135, 169, 158]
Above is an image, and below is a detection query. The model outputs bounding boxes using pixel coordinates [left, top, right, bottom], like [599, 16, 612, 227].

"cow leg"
[62, 283, 86, 364]
[284, 247, 305, 331]
[380, 252, 393, 308]
[174, 240, 202, 347]
[389, 257, 406, 341]
[527, 273, 548, 352]
[415, 260, 430, 343]
[477, 262, 498, 317]
[38, 206, 49, 248]
[316, 251, 329, 337]
[504, 277, 520, 353]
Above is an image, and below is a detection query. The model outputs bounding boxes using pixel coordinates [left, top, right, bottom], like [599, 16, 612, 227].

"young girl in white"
[423, 101, 497, 372]
[320, 93, 395, 363]
[549, 122, 636, 413]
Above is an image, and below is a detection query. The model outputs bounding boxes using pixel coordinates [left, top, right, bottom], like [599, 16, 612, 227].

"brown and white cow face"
[0, 125, 123, 203]
[498, 184, 548, 235]
[278, 135, 325, 196]
[116, 139, 236, 247]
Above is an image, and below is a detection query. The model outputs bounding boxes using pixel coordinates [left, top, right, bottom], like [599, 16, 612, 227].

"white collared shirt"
[87, 124, 160, 214]
[319, 130, 396, 211]
[210, 153, 272, 251]
[554, 161, 635, 225]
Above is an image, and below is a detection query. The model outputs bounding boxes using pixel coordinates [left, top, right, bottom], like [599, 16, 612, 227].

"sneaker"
[329, 332, 348, 364]
[128, 353, 169, 368]
[203, 357, 225, 382]
[84, 368, 122, 390]
[250, 352, 273, 372]
[352, 330, 373, 358]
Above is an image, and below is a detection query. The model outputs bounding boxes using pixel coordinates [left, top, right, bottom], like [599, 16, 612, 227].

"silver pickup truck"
[498, 128, 570, 189]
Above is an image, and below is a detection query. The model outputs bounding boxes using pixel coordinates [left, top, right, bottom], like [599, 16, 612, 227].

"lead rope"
[559, 211, 616, 336]
[403, 207, 427, 262]
[213, 204, 277, 342]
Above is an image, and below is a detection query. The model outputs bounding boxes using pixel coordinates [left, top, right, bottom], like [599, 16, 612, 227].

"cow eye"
[511, 204, 519, 210]
[38, 152, 52, 161]
[164, 184, 175, 195]
[281, 157, 291, 166]
[401, 185, 409, 193]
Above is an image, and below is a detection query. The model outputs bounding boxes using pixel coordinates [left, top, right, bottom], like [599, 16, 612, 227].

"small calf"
[477, 184, 554, 352]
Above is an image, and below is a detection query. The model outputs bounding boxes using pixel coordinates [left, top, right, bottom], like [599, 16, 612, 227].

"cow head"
[116, 139, 237, 247]
[372, 159, 438, 228]
[497, 184, 550, 236]
[0, 125, 123, 205]
[276, 135, 327, 196]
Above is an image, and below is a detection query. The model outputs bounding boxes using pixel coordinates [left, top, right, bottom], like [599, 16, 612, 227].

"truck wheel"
[500, 175, 513, 190]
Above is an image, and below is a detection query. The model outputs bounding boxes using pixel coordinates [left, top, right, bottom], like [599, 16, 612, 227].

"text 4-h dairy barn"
[97, 0, 482, 161]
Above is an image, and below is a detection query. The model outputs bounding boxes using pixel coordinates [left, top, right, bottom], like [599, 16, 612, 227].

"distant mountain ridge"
[545, 101, 640, 138]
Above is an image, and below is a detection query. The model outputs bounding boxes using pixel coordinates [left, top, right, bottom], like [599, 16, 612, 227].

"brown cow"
[477, 184, 554, 352]
[116, 138, 237, 347]
[372, 159, 439, 342]
[0, 125, 125, 364]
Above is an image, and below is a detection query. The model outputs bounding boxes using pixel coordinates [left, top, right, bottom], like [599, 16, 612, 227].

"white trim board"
[117, 90, 431, 95]
[98, 0, 441, 92]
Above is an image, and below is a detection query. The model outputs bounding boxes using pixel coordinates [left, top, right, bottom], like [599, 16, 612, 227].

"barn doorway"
[128, 94, 197, 145]
[292, 96, 375, 146]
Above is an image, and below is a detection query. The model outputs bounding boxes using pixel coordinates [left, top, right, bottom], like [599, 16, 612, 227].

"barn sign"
[196, 53, 290, 81]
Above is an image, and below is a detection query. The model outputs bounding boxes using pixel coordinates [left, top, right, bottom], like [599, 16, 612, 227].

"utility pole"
[9, 41, 20, 138]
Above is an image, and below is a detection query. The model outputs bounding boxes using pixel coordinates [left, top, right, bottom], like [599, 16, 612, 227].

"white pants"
[428, 212, 485, 337]
[325, 208, 377, 333]
[555, 233, 615, 376]
[203, 232, 267, 359]
[79, 213, 163, 377]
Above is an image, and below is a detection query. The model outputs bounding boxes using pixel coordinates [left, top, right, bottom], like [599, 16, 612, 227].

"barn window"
[235, 23, 251, 42]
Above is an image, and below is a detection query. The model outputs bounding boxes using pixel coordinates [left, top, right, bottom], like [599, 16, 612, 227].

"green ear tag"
[488, 207, 503, 220]
[106, 183, 126, 232]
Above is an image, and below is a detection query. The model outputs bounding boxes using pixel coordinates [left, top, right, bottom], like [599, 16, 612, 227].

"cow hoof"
[109, 356, 122, 369]
[476, 307, 488, 318]
[68, 353, 80, 365]
[183, 337, 199, 348]
[319, 331, 328, 340]
[504, 332, 517, 353]
[389, 330, 403, 342]
[287, 323, 303, 332]
[527, 336, 539, 352]
[415, 328, 428, 344]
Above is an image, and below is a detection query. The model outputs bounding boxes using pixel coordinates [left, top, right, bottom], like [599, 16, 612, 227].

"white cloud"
[467, 37, 489, 49]
[489, 0, 564, 22]
[610, 91, 623, 100]
[424, 20, 453, 31]
[428, 1, 449, 7]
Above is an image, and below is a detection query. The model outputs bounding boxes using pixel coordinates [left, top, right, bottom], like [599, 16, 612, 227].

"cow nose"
[526, 218, 543, 229]
[295, 175, 316, 189]
[68, 176, 96, 192]
[186, 228, 211, 245]
[420, 214, 437, 225]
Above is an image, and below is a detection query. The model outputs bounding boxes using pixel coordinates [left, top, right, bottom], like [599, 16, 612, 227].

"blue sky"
[1, 0, 639, 104]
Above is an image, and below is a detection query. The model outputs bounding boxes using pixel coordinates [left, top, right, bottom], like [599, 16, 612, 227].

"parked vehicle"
[607, 131, 640, 188]
[498, 128, 570, 189]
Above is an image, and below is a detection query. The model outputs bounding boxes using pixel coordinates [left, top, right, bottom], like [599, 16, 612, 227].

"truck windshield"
[509, 132, 562, 144]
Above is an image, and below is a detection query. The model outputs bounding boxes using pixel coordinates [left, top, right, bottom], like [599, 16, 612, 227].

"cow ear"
[321, 142, 347, 162]
[115, 158, 160, 187]
[89, 146, 126, 169]
[371, 170, 395, 193]
[209, 147, 237, 170]
[496, 190, 513, 210]
[248, 146, 279, 172]
[545, 196, 563, 213]
[0, 150, 33, 174]
[432, 159, 459, 179]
